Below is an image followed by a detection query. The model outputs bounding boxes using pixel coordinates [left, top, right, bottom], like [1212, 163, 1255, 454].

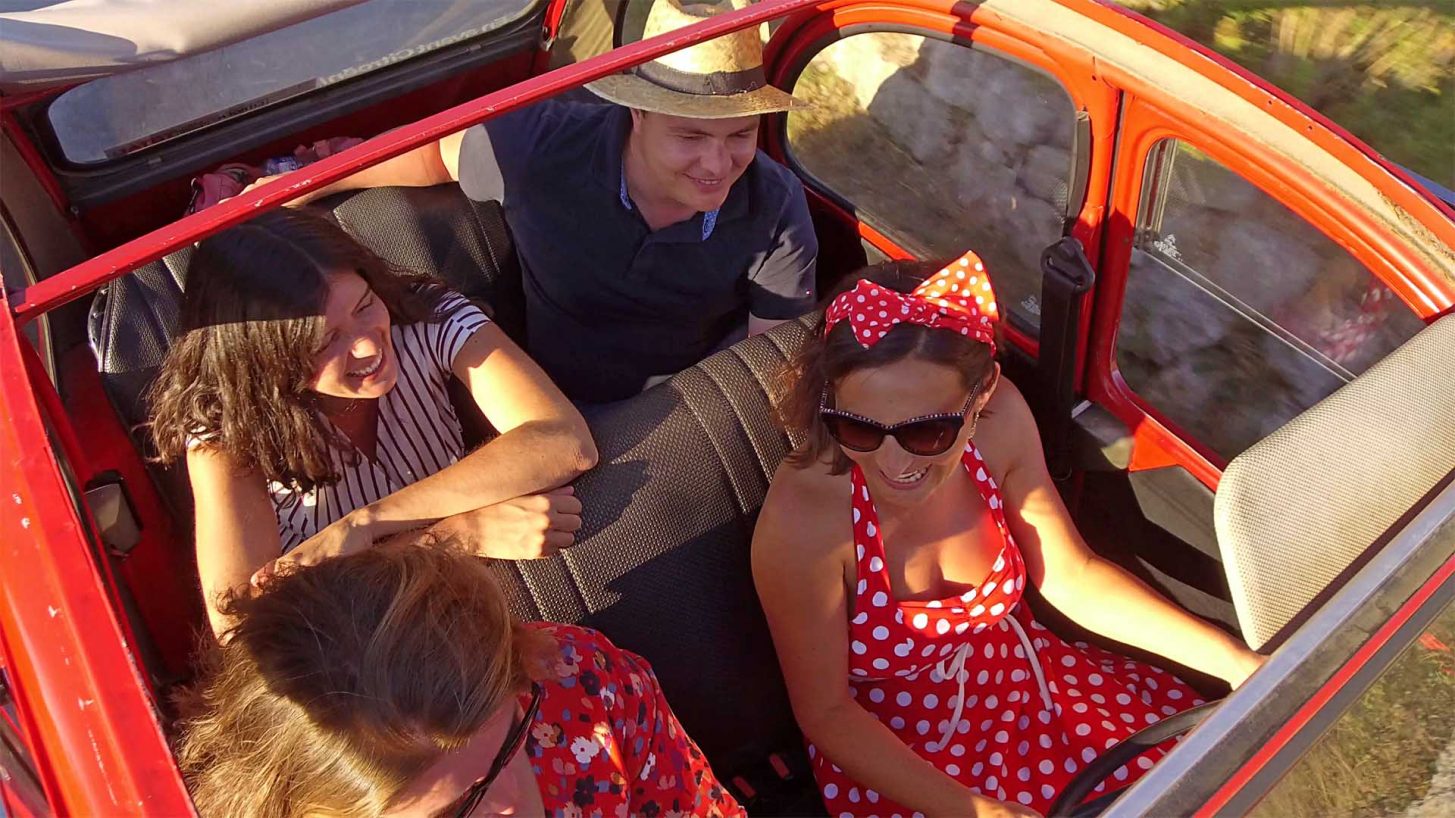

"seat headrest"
[1214, 315, 1455, 649]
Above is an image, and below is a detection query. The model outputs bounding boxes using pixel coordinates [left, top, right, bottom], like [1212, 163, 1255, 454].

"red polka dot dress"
[808, 442, 1204, 817]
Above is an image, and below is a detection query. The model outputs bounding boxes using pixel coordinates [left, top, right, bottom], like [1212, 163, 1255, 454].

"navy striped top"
[268, 294, 490, 552]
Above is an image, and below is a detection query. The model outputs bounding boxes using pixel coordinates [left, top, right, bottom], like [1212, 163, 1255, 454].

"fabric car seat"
[487, 315, 822, 813]
[1213, 314, 1455, 650]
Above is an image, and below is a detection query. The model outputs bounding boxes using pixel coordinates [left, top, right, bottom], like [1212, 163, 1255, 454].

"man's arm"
[748, 177, 818, 333]
[248, 131, 466, 206]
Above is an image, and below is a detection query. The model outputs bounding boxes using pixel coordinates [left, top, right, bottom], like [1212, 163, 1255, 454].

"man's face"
[629, 111, 759, 212]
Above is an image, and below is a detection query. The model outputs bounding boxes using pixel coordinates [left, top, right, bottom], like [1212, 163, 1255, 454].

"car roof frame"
[5, 0, 819, 328]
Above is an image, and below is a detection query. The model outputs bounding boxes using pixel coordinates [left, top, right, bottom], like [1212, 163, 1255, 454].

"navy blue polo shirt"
[457, 101, 818, 403]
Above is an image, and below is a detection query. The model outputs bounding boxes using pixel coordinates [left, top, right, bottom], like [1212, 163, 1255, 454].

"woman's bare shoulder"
[755, 456, 854, 564]
[974, 375, 1045, 477]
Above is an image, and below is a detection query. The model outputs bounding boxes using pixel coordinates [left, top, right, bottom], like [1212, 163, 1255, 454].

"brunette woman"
[177, 539, 741, 818]
[149, 209, 597, 633]
[752, 251, 1264, 818]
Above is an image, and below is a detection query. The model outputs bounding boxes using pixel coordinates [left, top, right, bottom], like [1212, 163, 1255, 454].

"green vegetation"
[1119, 2, 1455, 187]
[1250, 602, 1455, 816]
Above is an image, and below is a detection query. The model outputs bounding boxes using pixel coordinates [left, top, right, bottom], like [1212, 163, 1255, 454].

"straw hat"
[587, 0, 807, 119]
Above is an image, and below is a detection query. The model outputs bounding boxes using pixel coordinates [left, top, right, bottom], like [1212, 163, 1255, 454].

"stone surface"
[1018, 144, 1071, 213]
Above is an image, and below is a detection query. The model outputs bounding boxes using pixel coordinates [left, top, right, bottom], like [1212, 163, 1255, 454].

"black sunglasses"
[819, 386, 980, 457]
[444, 683, 544, 818]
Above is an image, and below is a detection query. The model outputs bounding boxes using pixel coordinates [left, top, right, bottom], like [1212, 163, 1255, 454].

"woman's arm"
[981, 381, 1263, 687]
[752, 468, 1034, 818]
[186, 446, 283, 635]
[267, 323, 597, 575]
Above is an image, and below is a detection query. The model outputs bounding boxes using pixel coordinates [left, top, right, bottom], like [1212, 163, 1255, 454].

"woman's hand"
[431, 487, 583, 560]
[252, 511, 375, 584]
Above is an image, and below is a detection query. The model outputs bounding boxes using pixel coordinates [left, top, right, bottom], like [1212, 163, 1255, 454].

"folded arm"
[264, 323, 596, 576]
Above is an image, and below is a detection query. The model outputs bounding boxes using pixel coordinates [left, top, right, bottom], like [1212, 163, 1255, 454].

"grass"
[1118, 1, 1455, 188]
[1251, 601, 1455, 816]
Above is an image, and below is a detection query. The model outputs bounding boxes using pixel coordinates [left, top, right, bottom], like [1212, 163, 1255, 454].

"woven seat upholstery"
[488, 316, 814, 777]
[1213, 315, 1455, 649]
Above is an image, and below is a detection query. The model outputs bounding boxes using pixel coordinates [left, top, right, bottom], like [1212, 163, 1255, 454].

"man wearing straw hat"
[274, 0, 817, 404]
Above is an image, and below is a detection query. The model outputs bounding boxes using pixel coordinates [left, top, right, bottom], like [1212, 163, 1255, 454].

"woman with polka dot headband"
[752, 251, 1264, 818]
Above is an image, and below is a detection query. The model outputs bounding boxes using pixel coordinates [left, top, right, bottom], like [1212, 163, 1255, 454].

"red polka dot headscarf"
[824, 249, 999, 353]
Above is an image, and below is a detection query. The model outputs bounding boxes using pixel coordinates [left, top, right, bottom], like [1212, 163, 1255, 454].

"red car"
[1, 1, 1451, 815]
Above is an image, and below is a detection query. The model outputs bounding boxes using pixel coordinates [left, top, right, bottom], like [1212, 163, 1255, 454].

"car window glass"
[786, 33, 1079, 337]
[47, 0, 539, 165]
[1115, 139, 1424, 459]
[1251, 592, 1455, 817]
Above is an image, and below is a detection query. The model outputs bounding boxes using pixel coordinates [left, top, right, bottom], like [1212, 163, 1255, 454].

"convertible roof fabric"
[0, 0, 366, 92]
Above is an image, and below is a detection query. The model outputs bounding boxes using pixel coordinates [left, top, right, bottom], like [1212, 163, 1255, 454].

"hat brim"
[586, 73, 808, 119]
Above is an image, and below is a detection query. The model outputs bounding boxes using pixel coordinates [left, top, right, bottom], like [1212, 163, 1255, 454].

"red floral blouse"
[522, 623, 743, 818]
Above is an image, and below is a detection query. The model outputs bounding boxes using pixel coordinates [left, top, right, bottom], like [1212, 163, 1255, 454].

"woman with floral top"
[176, 538, 741, 818]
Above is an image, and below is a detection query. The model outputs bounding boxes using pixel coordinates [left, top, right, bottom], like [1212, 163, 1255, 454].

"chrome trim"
[1106, 476, 1455, 816]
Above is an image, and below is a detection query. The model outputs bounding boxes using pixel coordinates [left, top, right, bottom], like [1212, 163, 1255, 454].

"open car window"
[45, 0, 540, 165]
[784, 32, 1079, 338]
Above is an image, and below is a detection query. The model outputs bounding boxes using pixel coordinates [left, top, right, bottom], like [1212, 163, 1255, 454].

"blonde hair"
[175, 539, 552, 817]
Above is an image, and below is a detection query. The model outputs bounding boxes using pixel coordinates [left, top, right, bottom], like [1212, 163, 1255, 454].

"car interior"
[4, 1, 1452, 815]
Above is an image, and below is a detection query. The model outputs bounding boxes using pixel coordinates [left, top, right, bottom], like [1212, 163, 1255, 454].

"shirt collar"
[598, 106, 735, 242]
[617, 166, 722, 241]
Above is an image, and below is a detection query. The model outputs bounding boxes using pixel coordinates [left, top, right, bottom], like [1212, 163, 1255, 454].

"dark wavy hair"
[777, 259, 998, 475]
[148, 208, 451, 491]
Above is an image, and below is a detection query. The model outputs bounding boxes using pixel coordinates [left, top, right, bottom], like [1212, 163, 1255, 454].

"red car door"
[0, 289, 195, 816]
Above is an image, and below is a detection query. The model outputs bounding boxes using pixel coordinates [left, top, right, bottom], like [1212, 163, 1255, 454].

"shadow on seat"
[88, 187, 826, 812]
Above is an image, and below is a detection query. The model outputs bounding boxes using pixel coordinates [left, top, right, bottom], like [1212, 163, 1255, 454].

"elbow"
[573, 432, 600, 473]
[554, 418, 598, 475]
[792, 697, 855, 745]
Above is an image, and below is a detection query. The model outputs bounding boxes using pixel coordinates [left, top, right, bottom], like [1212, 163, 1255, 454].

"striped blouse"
[268, 294, 490, 552]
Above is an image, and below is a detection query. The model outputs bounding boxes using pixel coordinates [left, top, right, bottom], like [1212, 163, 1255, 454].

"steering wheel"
[1047, 700, 1221, 817]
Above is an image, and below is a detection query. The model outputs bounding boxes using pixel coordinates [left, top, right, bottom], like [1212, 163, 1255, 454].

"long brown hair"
[778, 260, 998, 474]
[175, 539, 552, 818]
[147, 208, 451, 491]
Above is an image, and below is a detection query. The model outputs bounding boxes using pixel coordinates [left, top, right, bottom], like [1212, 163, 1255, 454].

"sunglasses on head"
[443, 682, 543, 818]
[819, 385, 980, 457]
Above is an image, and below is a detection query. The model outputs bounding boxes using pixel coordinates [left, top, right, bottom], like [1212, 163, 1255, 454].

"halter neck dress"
[808, 441, 1204, 817]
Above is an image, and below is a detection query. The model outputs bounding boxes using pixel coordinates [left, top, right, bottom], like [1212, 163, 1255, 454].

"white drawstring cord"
[933, 615, 1054, 749]
[935, 643, 973, 748]
[1006, 614, 1054, 711]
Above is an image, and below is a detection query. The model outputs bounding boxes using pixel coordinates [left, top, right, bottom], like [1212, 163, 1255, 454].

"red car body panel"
[1, 1, 1450, 814]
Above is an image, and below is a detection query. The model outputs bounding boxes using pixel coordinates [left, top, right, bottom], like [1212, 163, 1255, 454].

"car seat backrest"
[88, 184, 522, 439]
[1213, 314, 1455, 650]
[489, 315, 815, 779]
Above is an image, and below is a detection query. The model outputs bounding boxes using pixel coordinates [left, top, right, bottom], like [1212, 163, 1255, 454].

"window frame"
[764, 9, 1116, 364]
[1090, 94, 1444, 486]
